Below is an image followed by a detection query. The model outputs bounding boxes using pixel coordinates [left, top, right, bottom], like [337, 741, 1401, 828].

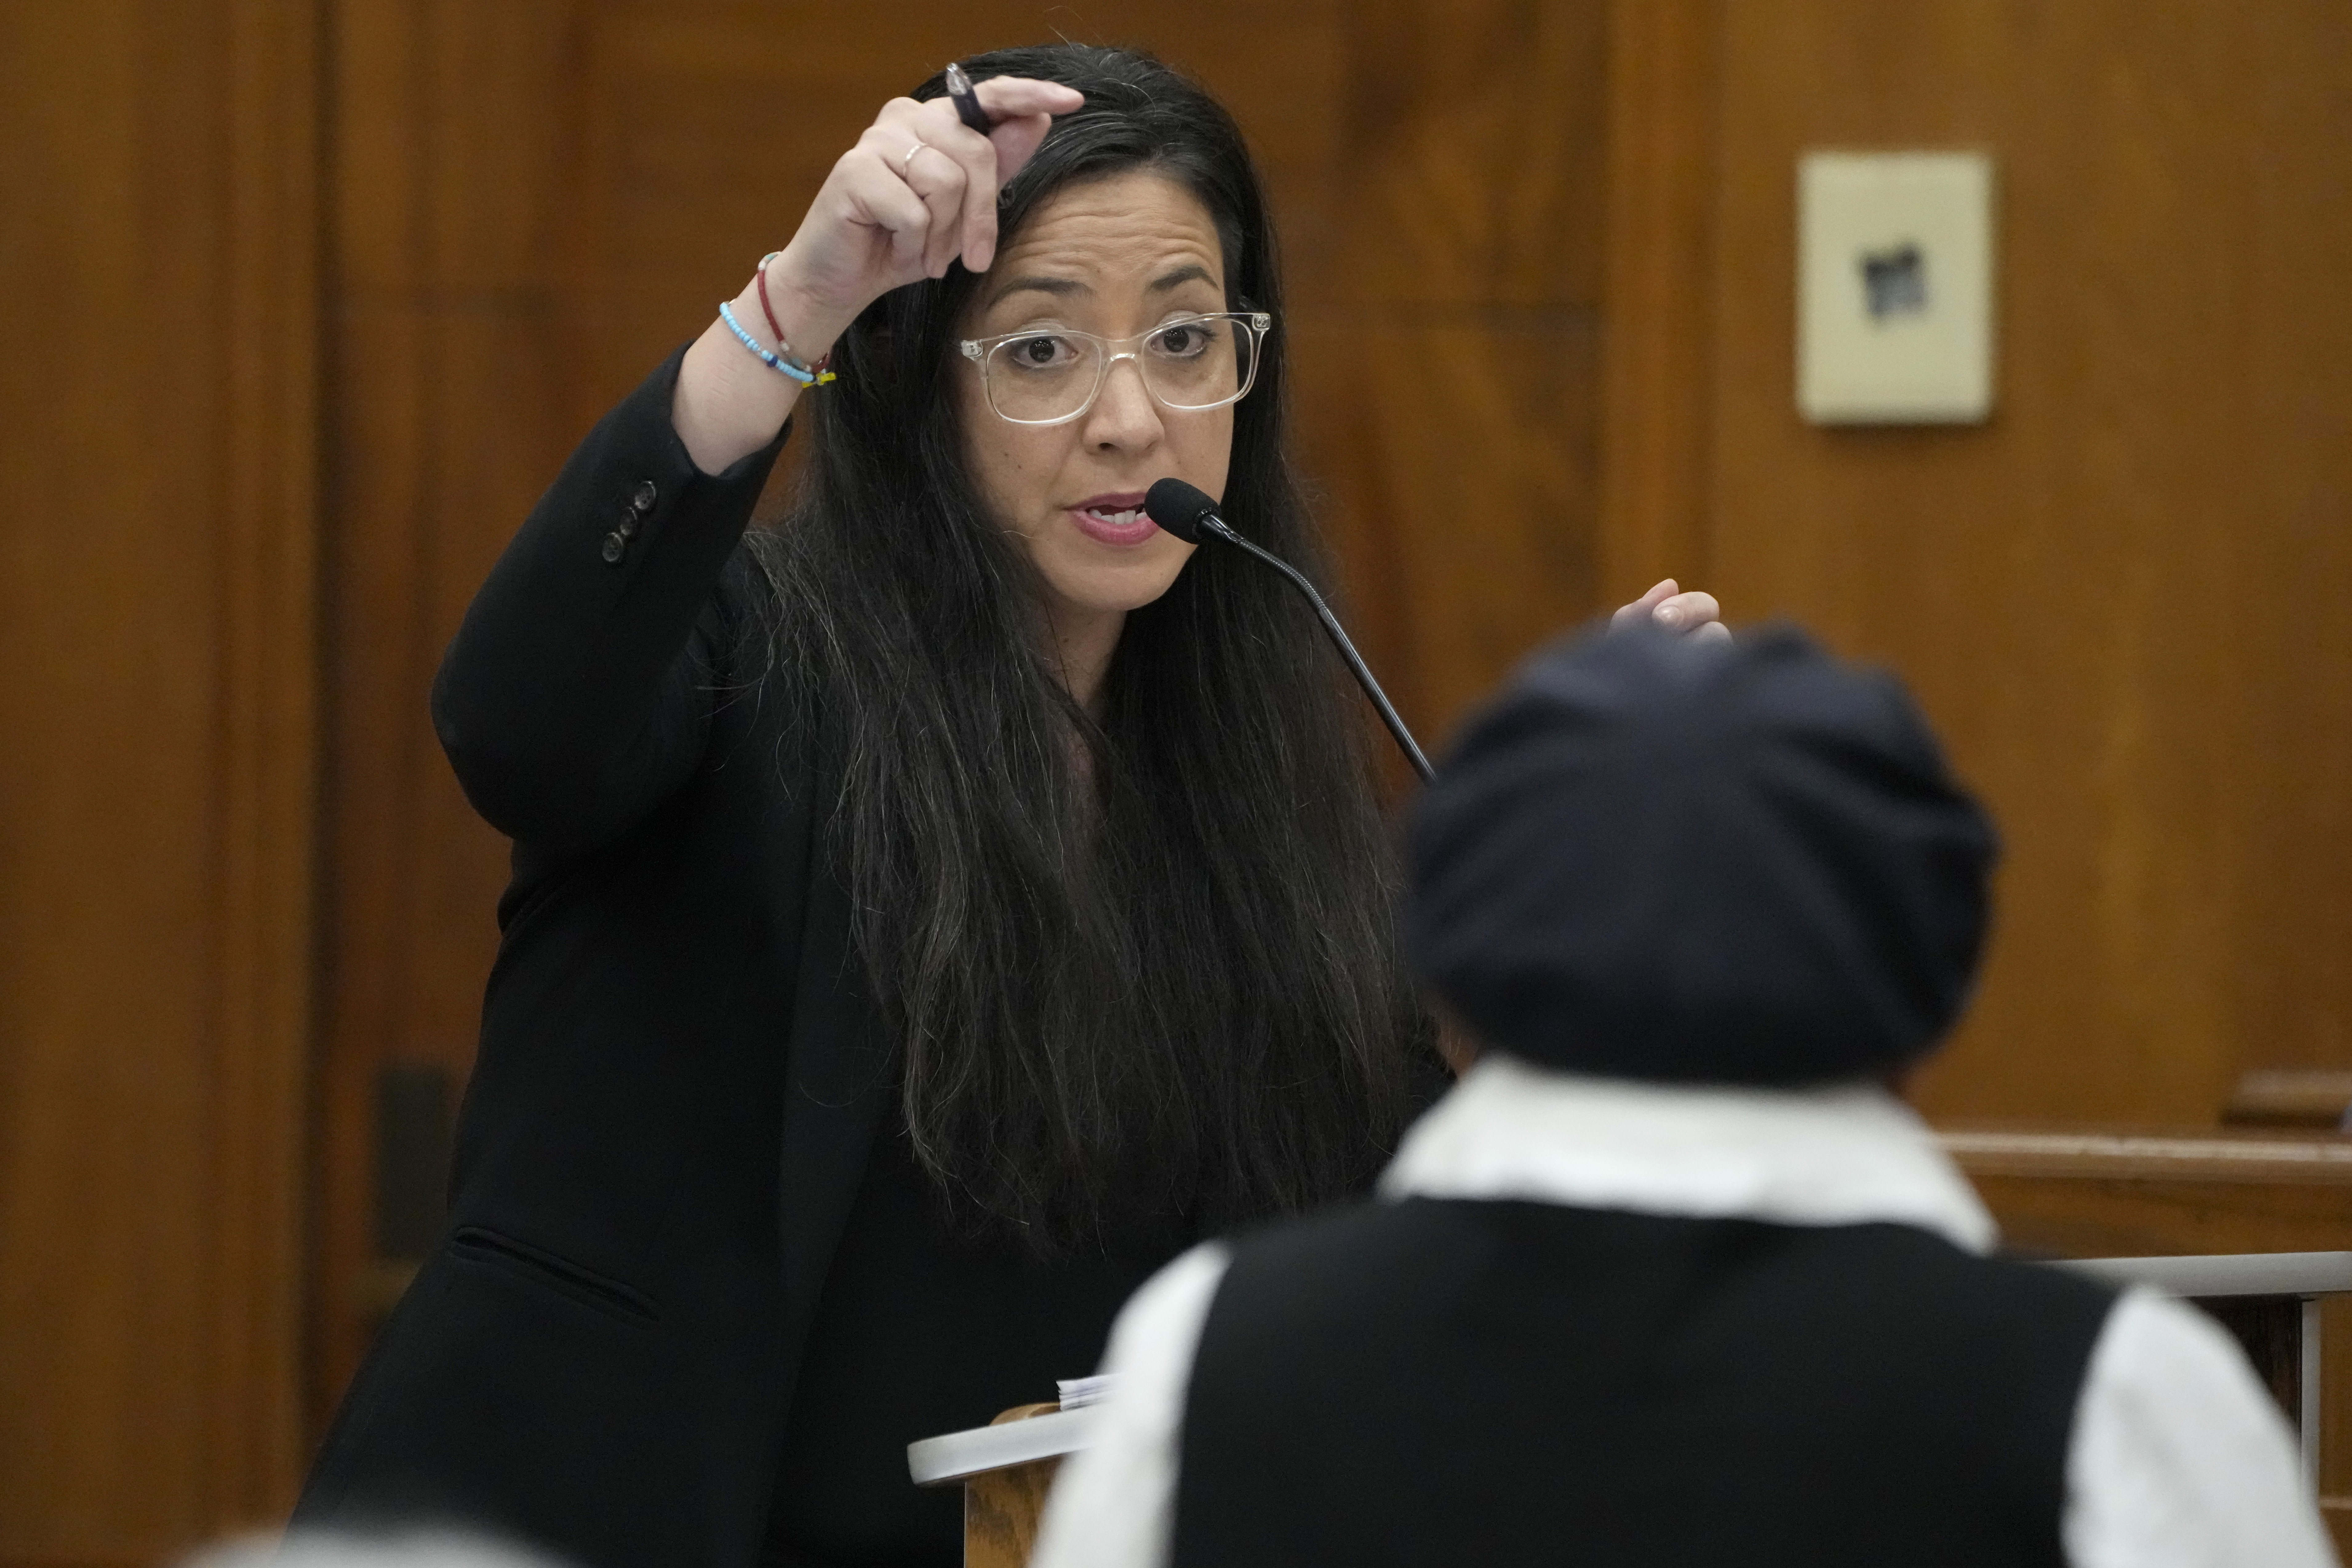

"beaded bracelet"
[719, 300, 836, 386]
[754, 255, 814, 362]
[744, 252, 834, 385]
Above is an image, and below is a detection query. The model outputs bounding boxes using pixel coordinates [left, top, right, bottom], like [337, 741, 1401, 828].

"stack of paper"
[1055, 1374, 1115, 1410]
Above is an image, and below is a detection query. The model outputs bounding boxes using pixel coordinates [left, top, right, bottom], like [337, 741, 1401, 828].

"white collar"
[1379, 1054, 1997, 1254]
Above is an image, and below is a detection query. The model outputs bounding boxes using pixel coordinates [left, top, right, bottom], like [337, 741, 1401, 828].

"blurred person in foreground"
[1033, 623, 2331, 1568]
[184, 1531, 564, 1568]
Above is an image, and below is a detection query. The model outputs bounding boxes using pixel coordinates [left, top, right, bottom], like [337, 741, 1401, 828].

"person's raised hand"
[674, 73, 1082, 473]
[1611, 579, 1731, 643]
[762, 75, 1084, 353]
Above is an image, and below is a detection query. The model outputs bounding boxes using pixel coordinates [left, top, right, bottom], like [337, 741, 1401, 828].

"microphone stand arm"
[1199, 515, 1435, 783]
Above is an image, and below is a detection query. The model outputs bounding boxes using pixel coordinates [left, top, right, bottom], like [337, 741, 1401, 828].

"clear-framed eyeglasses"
[959, 311, 1274, 426]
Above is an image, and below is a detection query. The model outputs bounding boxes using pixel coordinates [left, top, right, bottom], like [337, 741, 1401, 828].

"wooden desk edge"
[1939, 1128, 2352, 1186]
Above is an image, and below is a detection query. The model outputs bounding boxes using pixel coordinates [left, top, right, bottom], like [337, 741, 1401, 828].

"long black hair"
[746, 44, 1431, 1250]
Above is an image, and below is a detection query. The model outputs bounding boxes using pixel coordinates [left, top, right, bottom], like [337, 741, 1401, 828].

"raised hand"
[673, 74, 1084, 474]
[1611, 579, 1731, 643]
[765, 75, 1084, 347]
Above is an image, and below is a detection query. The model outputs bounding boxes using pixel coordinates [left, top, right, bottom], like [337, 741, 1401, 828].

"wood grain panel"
[1312, 0, 1607, 311]
[1604, 1, 2352, 1124]
[1292, 322, 1600, 745]
[315, 0, 589, 1415]
[209, 0, 321, 1531]
[1596, 0, 1718, 603]
[1297, 0, 1611, 753]
[0, 0, 318, 1557]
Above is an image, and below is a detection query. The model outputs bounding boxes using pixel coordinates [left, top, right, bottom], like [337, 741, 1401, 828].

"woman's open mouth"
[1069, 493, 1160, 547]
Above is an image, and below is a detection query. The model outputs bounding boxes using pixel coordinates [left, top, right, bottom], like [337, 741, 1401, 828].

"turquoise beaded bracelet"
[718, 300, 836, 386]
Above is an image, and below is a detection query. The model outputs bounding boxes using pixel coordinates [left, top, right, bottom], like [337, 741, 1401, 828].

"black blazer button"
[601, 532, 626, 564]
[631, 480, 658, 514]
[617, 512, 638, 540]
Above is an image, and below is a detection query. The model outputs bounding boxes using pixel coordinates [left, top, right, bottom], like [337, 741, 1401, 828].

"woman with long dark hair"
[294, 43, 1722, 1568]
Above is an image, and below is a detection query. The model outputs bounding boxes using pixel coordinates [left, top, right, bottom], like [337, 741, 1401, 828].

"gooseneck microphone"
[1145, 478, 1434, 784]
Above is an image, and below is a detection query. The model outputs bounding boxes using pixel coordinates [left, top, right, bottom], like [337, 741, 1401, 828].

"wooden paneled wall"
[312, 0, 1614, 1415]
[10, 0, 2352, 1551]
[1600, 1, 2352, 1125]
[0, 1, 318, 1561]
[314, 0, 594, 1430]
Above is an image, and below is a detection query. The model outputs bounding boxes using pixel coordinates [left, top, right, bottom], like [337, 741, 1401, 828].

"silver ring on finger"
[900, 140, 930, 178]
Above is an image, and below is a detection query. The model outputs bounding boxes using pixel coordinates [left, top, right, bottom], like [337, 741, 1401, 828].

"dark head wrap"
[1406, 623, 1997, 1086]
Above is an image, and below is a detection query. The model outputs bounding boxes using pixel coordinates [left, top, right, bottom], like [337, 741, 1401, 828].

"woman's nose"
[1084, 355, 1164, 450]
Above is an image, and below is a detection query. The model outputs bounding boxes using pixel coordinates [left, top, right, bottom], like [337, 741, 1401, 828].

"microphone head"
[1144, 477, 1221, 544]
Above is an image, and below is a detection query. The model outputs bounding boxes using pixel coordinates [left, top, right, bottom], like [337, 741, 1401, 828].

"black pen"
[943, 61, 994, 134]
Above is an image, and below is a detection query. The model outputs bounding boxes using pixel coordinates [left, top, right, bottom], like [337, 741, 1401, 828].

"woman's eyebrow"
[985, 275, 1089, 309]
[1150, 263, 1215, 292]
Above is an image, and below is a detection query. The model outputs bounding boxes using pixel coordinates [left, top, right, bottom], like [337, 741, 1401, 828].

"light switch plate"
[1798, 150, 1995, 424]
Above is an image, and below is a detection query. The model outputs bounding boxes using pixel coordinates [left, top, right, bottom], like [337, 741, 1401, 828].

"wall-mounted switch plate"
[1798, 150, 1995, 424]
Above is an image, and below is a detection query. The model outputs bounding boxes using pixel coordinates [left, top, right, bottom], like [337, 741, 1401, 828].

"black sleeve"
[430, 344, 791, 855]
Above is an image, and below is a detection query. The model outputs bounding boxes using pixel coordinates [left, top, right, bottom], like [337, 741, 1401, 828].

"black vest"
[1173, 1198, 2117, 1568]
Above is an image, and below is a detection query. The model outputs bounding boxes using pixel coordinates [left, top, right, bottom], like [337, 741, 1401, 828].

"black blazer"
[294, 348, 880, 1568]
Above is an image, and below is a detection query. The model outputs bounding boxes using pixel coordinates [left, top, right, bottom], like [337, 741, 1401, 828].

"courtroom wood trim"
[207, 0, 323, 1530]
[2228, 1070, 2352, 1128]
[1596, 0, 1720, 604]
[0, 0, 320, 1553]
[1943, 1129, 2352, 1185]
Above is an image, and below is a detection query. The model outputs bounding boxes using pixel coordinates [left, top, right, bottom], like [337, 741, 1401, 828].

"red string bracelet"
[755, 253, 831, 381]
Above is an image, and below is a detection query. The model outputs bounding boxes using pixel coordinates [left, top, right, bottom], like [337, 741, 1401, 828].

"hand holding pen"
[674, 63, 1083, 471]
[765, 65, 1083, 347]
